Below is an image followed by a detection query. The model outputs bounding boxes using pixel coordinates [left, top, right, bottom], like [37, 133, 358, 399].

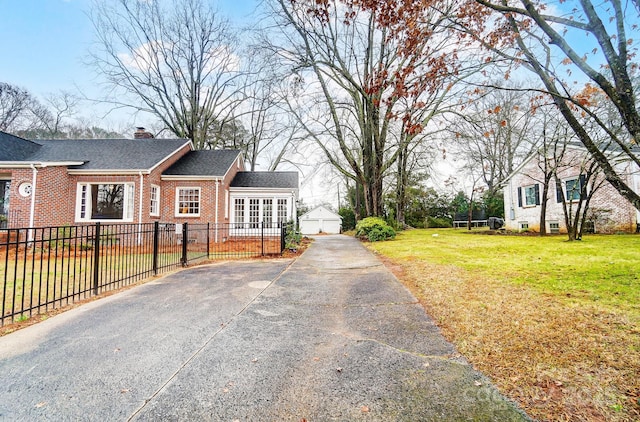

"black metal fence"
[1, 221, 286, 326]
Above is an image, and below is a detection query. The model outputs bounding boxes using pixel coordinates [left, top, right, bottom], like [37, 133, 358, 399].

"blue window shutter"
[517, 187, 522, 207]
[556, 179, 563, 203]
[535, 184, 541, 205]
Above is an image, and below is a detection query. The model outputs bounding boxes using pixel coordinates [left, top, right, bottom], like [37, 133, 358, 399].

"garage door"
[300, 219, 320, 235]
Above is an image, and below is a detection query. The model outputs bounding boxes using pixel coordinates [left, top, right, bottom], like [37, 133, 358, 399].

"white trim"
[215, 181, 219, 242]
[522, 184, 538, 207]
[150, 184, 161, 216]
[225, 190, 229, 219]
[69, 169, 151, 175]
[0, 161, 84, 169]
[137, 172, 144, 244]
[229, 187, 299, 195]
[219, 152, 244, 182]
[147, 140, 192, 173]
[75, 182, 136, 223]
[175, 186, 201, 218]
[28, 165, 38, 241]
[161, 175, 222, 181]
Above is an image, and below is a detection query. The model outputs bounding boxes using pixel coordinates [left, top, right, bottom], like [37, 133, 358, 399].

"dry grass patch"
[369, 230, 640, 422]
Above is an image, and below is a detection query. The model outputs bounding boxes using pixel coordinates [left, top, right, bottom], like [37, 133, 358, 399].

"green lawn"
[370, 228, 640, 318]
[366, 228, 640, 421]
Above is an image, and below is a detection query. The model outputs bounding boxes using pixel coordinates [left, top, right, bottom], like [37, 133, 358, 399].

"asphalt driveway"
[0, 235, 528, 421]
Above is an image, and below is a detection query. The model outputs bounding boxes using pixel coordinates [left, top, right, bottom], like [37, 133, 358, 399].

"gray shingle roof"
[0, 131, 42, 161]
[230, 171, 299, 189]
[0, 137, 190, 170]
[163, 150, 241, 177]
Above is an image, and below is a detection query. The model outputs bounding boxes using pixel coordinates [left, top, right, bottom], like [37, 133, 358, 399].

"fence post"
[152, 221, 159, 275]
[261, 221, 265, 256]
[281, 222, 286, 254]
[206, 222, 210, 259]
[181, 222, 188, 267]
[92, 222, 101, 295]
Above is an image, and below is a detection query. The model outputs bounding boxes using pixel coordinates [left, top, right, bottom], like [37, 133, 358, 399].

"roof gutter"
[68, 169, 151, 176]
[161, 175, 223, 181]
[0, 161, 84, 169]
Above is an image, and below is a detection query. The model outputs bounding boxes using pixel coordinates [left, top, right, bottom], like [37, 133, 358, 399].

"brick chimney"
[134, 127, 154, 139]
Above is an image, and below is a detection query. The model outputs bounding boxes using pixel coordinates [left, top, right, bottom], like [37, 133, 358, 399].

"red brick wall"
[3, 144, 248, 229]
[158, 153, 242, 225]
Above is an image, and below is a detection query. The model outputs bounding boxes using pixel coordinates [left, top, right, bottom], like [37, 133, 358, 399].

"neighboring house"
[503, 145, 640, 233]
[0, 129, 298, 233]
[299, 205, 342, 235]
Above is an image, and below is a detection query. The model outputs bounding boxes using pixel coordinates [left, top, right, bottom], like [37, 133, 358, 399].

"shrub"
[338, 207, 356, 231]
[355, 217, 396, 242]
[426, 216, 452, 228]
[284, 221, 302, 250]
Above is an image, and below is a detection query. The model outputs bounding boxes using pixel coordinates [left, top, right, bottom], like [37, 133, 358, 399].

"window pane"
[126, 184, 135, 219]
[249, 199, 260, 228]
[234, 198, 245, 227]
[263, 199, 273, 227]
[565, 179, 581, 201]
[150, 185, 159, 215]
[525, 186, 537, 206]
[91, 184, 124, 220]
[80, 185, 87, 219]
[178, 188, 200, 215]
[277, 199, 287, 223]
[0, 181, 10, 215]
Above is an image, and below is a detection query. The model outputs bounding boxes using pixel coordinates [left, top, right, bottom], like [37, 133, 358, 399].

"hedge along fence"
[1, 221, 287, 326]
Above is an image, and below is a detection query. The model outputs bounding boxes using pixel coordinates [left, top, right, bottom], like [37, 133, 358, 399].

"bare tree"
[467, 0, 640, 211]
[89, 0, 243, 149]
[233, 50, 302, 171]
[0, 82, 42, 132]
[263, 0, 476, 217]
[451, 83, 537, 194]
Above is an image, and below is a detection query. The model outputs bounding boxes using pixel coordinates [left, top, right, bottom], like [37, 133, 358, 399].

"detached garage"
[299, 205, 342, 235]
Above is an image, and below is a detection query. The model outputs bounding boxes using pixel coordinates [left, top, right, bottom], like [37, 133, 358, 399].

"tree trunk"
[538, 172, 552, 236]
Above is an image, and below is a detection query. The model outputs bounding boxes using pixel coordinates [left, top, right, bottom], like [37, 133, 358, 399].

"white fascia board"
[68, 169, 151, 175]
[0, 161, 85, 169]
[148, 140, 193, 173]
[229, 187, 298, 195]
[221, 151, 243, 181]
[161, 175, 222, 181]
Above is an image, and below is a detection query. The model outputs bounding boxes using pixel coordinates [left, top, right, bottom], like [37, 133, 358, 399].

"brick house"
[0, 129, 298, 232]
[503, 145, 640, 233]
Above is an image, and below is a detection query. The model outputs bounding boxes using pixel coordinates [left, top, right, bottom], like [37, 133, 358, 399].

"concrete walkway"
[0, 235, 528, 421]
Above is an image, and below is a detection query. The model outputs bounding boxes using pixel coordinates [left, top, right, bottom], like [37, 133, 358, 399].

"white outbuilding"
[299, 205, 342, 235]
